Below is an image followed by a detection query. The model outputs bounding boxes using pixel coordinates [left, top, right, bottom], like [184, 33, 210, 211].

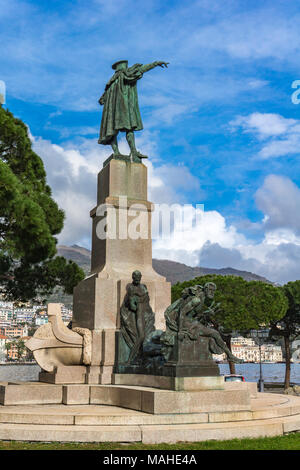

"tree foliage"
[0, 106, 84, 302]
[269, 280, 300, 388]
[172, 275, 288, 332]
[172, 275, 288, 373]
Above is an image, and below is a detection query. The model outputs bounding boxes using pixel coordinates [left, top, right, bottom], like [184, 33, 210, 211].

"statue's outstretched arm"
[141, 61, 169, 73]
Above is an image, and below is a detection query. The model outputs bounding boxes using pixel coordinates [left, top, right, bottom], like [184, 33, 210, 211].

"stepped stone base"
[0, 391, 299, 444]
[90, 385, 251, 414]
[0, 381, 250, 414]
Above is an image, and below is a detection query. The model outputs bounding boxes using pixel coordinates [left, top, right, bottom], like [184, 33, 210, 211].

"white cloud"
[152, 173, 300, 284]
[31, 132, 203, 246]
[255, 174, 300, 234]
[231, 112, 300, 159]
[247, 79, 269, 90]
[153, 208, 247, 267]
[30, 129, 300, 285]
[185, 8, 300, 63]
[31, 135, 107, 246]
[0, 1, 287, 119]
[231, 113, 296, 139]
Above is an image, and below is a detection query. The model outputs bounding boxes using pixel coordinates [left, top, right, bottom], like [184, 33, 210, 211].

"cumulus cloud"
[153, 220, 300, 285]
[185, 6, 300, 63]
[31, 132, 203, 247]
[152, 172, 300, 284]
[31, 135, 104, 246]
[231, 113, 296, 139]
[231, 112, 300, 159]
[30, 128, 300, 285]
[199, 240, 300, 285]
[255, 174, 300, 234]
[0, 0, 285, 120]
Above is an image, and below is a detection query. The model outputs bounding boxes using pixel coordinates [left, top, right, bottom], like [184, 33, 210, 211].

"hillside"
[152, 259, 271, 285]
[57, 245, 91, 273]
[57, 244, 271, 284]
[50, 244, 271, 307]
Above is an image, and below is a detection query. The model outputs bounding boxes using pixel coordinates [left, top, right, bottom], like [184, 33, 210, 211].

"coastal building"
[0, 325, 28, 338]
[15, 308, 35, 323]
[35, 316, 48, 326]
[231, 337, 256, 347]
[61, 305, 72, 322]
[231, 343, 283, 362]
[0, 308, 13, 321]
[5, 338, 28, 361]
[213, 336, 283, 363]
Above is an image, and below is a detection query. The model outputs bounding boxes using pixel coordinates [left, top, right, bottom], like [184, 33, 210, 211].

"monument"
[26, 59, 242, 388]
[26, 60, 171, 385]
[2, 61, 299, 444]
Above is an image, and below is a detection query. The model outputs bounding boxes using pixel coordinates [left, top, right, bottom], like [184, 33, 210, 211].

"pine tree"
[0, 106, 84, 302]
[270, 281, 300, 388]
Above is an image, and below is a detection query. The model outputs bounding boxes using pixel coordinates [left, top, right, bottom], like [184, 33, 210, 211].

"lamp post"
[250, 329, 269, 393]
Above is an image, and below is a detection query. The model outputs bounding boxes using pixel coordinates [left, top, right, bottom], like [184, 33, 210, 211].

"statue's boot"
[132, 151, 148, 163]
[109, 135, 128, 159]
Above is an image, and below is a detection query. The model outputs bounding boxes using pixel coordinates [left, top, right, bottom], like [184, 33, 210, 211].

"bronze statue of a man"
[98, 60, 169, 163]
[120, 270, 155, 364]
[163, 283, 243, 364]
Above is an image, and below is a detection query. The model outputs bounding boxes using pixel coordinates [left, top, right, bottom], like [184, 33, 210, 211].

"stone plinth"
[112, 374, 224, 391]
[0, 383, 63, 405]
[162, 335, 220, 377]
[39, 366, 87, 384]
[72, 159, 171, 384]
[90, 385, 251, 414]
[114, 332, 220, 378]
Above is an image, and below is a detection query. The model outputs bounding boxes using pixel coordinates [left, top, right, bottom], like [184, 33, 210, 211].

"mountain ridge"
[57, 244, 272, 285]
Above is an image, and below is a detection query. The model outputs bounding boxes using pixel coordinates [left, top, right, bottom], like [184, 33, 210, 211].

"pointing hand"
[157, 61, 169, 68]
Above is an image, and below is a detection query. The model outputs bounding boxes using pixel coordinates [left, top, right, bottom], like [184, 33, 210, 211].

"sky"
[1, 0, 300, 284]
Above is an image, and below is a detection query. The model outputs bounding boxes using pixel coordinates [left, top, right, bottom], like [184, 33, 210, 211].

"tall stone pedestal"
[72, 159, 171, 384]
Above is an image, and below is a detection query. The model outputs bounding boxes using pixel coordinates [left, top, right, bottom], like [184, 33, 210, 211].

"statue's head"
[112, 60, 128, 71]
[132, 270, 142, 285]
[204, 282, 216, 300]
[182, 285, 202, 298]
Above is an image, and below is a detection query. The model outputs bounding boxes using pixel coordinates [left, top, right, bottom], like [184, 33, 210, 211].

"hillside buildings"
[213, 336, 283, 363]
[0, 301, 72, 362]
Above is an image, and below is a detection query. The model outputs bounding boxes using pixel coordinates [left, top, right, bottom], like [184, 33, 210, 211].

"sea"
[219, 362, 300, 384]
[0, 362, 299, 384]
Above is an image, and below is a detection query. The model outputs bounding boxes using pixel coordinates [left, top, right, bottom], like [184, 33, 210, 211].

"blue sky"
[2, 0, 300, 284]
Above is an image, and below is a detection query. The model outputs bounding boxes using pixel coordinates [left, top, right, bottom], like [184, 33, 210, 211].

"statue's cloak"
[99, 64, 144, 144]
[120, 282, 155, 350]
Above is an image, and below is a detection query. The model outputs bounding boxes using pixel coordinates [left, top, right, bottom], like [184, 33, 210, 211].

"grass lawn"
[0, 433, 299, 450]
